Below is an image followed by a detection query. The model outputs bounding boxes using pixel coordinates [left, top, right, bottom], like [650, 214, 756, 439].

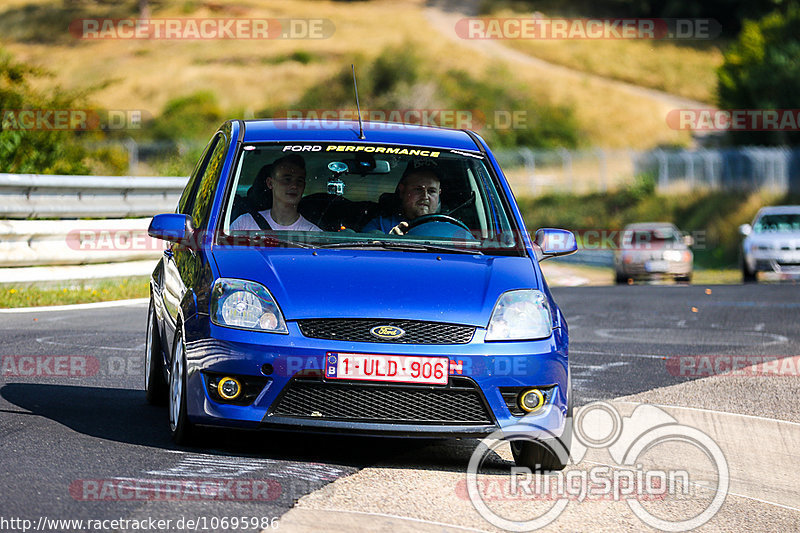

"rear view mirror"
[148, 213, 194, 245]
[739, 223, 752, 236]
[534, 228, 578, 259]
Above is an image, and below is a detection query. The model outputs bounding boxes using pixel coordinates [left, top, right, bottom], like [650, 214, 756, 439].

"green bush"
[0, 48, 89, 174]
[150, 91, 224, 142]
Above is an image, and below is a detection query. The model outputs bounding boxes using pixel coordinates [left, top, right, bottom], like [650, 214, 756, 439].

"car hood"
[211, 247, 538, 325]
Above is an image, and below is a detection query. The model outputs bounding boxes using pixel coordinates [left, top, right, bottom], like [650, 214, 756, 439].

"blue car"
[145, 119, 577, 469]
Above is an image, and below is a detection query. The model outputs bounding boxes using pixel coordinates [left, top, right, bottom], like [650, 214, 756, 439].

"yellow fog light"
[519, 389, 545, 413]
[218, 377, 242, 400]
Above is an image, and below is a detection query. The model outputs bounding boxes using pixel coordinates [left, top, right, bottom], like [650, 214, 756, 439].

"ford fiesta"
[145, 119, 577, 469]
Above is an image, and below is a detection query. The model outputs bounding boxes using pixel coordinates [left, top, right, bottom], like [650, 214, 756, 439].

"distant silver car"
[614, 222, 693, 283]
[739, 205, 800, 282]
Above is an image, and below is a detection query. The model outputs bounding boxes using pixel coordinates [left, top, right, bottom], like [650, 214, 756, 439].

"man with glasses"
[362, 162, 442, 235]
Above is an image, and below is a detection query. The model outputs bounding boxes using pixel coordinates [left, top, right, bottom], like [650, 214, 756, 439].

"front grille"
[268, 377, 493, 424]
[297, 319, 475, 344]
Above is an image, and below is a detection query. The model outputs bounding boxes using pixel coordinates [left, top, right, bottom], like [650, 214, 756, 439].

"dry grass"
[487, 8, 724, 103]
[4, 0, 698, 148]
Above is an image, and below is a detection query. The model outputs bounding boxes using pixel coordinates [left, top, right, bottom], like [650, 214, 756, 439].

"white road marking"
[594, 328, 789, 346]
[572, 361, 628, 371]
[614, 400, 800, 428]
[35, 334, 142, 352]
[571, 350, 666, 360]
[147, 454, 348, 482]
[0, 298, 148, 313]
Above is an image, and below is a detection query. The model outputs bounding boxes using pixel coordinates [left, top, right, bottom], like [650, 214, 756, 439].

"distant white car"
[740, 205, 800, 282]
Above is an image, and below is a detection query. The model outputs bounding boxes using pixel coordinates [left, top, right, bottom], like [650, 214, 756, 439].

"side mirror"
[148, 213, 194, 245]
[739, 223, 752, 236]
[683, 234, 694, 246]
[534, 228, 578, 259]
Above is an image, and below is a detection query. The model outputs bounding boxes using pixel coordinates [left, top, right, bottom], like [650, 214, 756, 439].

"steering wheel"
[406, 214, 471, 233]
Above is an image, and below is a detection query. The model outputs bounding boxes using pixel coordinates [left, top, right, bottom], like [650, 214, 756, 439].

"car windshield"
[218, 142, 522, 255]
[622, 227, 681, 248]
[754, 214, 800, 233]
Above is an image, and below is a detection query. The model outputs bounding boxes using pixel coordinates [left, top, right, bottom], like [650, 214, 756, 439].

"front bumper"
[748, 250, 800, 273]
[182, 315, 570, 439]
[618, 260, 692, 278]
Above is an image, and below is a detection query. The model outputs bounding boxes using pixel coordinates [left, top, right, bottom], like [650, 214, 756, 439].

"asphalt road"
[0, 283, 798, 532]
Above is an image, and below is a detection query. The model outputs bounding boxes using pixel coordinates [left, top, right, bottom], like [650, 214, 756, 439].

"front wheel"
[145, 300, 168, 405]
[512, 378, 573, 471]
[169, 329, 197, 445]
[741, 258, 757, 283]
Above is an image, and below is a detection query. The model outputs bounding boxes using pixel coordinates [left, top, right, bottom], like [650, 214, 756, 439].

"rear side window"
[177, 135, 220, 215]
[191, 133, 229, 229]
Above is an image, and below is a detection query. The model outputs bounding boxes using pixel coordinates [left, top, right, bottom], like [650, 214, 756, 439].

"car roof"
[623, 222, 678, 230]
[240, 119, 481, 152]
[756, 205, 800, 216]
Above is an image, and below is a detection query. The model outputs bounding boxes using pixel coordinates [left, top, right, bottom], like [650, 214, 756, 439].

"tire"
[145, 300, 168, 405]
[511, 377, 573, 471]
[614, 271, 628, 284]
[675, 274, 692, 284]
[169, 329, 197, 445]
[741, 258, 757, 283]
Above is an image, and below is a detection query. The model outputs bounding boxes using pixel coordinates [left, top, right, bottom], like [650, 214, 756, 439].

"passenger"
[231, 154, 321, 232]
[361, 164, 441, 235]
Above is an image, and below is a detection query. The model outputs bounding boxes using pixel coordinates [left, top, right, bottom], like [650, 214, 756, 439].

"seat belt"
[248, 207, 272, 231]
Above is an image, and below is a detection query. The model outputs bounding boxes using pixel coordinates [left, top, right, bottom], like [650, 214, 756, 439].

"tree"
[717, 5, 800, 145]
[0, 48, 88, 174]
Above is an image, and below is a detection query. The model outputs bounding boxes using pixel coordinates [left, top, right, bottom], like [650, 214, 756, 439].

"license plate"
[645, 260, 669, 272]
[325, 352, 448, 385]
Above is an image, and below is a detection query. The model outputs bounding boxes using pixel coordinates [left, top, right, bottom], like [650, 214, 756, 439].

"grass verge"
[0, 277, 149, 308]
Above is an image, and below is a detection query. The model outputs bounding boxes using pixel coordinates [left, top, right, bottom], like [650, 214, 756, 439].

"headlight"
[485, 289, 553, 341]
[210, 278, 288, 333]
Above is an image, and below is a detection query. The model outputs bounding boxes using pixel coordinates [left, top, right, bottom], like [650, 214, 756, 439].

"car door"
[161, 129, 229, 355]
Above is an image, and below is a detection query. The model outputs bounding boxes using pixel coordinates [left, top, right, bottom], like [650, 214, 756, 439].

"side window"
[191, 134, 229, 229]
[177, 135, 220, 215]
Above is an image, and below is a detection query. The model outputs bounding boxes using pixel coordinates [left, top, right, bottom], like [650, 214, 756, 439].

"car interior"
[227, 150, 487, 235]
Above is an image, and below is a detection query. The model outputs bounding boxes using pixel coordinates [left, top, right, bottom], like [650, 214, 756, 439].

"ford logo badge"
[370, 325, 405, 339]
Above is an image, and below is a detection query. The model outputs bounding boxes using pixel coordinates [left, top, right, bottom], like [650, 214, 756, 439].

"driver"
[361, 164, 441, 235]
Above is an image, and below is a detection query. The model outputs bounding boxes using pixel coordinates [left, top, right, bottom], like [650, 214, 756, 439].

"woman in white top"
[231, 154, 321, 232]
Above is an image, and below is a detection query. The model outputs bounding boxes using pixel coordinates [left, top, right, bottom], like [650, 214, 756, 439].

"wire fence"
[494, 146, 800, 196]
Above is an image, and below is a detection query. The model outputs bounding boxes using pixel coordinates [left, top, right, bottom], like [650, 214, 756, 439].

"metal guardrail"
[0, 218, 161, 267]
[0, 173, 188, 219]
